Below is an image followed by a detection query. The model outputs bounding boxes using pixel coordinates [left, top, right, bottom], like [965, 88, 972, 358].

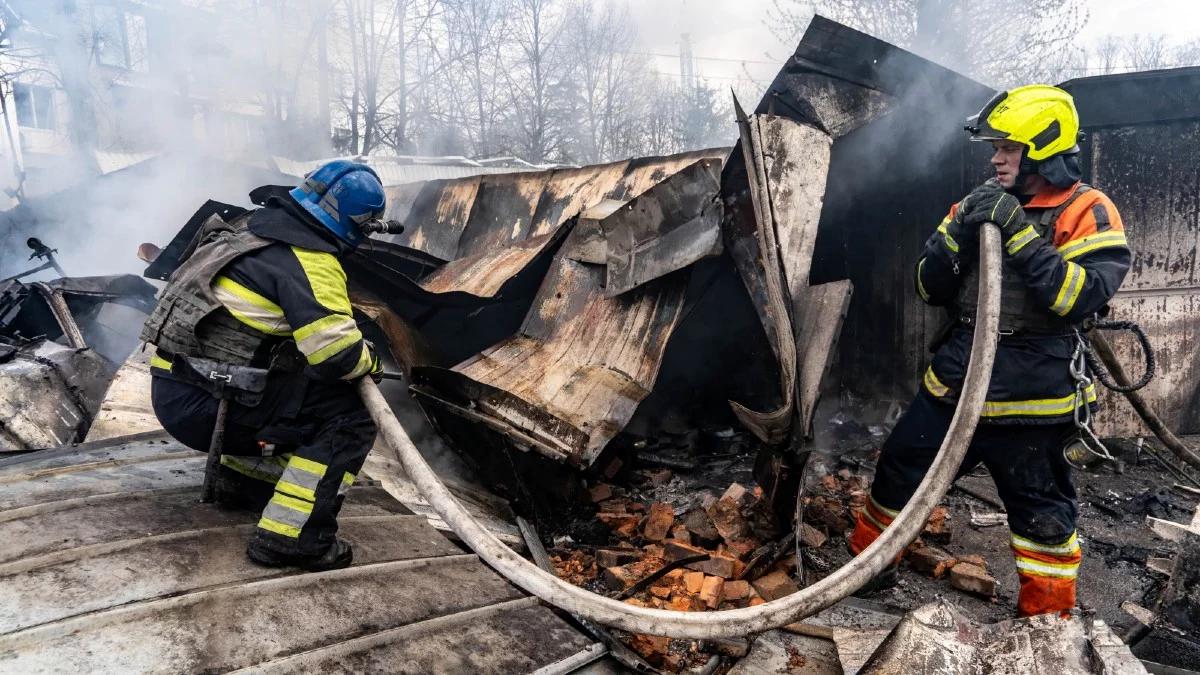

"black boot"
[247, 538, 354, 572]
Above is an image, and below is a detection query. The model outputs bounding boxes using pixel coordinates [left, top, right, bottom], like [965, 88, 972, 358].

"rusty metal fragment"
[414, 227, 690, 467]
[604, 158, 723, 296]
[378, 150, 726, 300]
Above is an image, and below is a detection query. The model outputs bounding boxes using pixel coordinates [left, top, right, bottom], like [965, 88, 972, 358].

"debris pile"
[548, 474, 794, 671]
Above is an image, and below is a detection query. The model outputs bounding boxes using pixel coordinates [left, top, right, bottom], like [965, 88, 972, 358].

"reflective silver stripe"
[1012, 531, 1079, 555]
[1005, 225, 1039, 255]
[260, 496, 312, 532]
[338, 471, 355, 497]
[1015, 558, 1079, 578]
[220, 455, 288, 484]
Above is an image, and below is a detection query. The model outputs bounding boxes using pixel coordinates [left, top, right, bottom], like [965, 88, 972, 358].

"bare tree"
[1122, 33, 1173, 72]
[1093, 34, 1122, 75]
[502, 0, 572, 163]
[568, 0, 646, 163]
[765, 0, 1089, 87]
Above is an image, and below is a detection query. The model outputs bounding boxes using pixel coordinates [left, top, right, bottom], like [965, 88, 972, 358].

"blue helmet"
[288, 160, 386, 248]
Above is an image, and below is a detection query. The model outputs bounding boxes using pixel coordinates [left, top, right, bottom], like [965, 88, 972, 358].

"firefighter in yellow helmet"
[848, 85, 1132, 617]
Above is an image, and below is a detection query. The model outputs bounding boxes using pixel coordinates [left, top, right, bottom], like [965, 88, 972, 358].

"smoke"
[0, 1, 320, 281]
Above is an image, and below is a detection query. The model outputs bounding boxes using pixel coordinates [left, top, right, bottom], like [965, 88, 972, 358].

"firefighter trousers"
[151, 372, 377, 557]
[848, 391, 1082, 616]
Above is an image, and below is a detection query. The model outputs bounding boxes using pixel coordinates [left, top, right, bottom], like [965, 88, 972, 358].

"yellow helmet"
[965, 84, 1081, 162]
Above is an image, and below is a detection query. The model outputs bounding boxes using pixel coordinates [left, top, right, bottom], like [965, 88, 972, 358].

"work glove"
[365, 341, 384, 383]
[959, 179, 1028, 239]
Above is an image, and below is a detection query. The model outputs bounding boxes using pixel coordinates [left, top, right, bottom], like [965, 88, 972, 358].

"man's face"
[990, 140, 1024, 189]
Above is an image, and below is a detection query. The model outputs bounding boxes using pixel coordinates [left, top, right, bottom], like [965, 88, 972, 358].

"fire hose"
[359, 224, 1003, 639]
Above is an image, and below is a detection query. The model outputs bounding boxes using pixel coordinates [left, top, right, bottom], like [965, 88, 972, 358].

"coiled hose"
[360, 225, 1003, 639]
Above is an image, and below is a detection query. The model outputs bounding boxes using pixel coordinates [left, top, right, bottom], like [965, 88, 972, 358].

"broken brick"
[602, 456, 624, 480]
[706, 496, 750, 543]
[909, 546, 957, 579]
[722, 482, 756, 508]
[684, 571, 705, 594]
[700, 576, 725, 609]
[956, 554, 987, 571]
[923, 505, 951, 543]
[752, 570, 798, 601]
[602, 559, 660, 591]
[664, 568, 686, 582]
[597, 512, 640, 539]
[650, 584, 673, 599]
[628, 633, 670, 664]
[723, 579, 752, 601]
[595, 547, 640, 568]
[588, 483, 614, 503]
[807, 496, 852, 532]
[642, 544, 664, 559]
[725, 538, 759, 561]
[681, 508, 722, 547]
[948, 562, 996, 597]
[643, 502, 675, 542]
[668, 594, 695, 612]
[665, 540, 738, 578]
[670, 524, 692, 545]
[798, 523, 828, 548]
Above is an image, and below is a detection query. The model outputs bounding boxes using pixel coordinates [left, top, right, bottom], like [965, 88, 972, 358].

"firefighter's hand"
[365, 343, 384, 383]
[960, 179, 1026, 235]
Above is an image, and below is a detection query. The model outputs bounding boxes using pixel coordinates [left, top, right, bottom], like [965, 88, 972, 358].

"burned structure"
[3, 14, 1200, 675]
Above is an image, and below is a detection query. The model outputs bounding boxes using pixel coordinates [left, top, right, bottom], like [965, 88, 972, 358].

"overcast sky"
[628, 0, 1200, 91]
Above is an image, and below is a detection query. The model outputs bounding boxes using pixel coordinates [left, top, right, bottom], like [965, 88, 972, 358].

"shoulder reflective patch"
[1056, 231, 1127, 261]
[936, 222, 960, 253]
[291, 247, 352, 314]
[294, 314, 362, 365]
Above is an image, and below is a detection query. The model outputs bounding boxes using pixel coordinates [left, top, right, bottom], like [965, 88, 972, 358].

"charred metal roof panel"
[0, 434, 594, 672]
[1063, 67, 1200, 129]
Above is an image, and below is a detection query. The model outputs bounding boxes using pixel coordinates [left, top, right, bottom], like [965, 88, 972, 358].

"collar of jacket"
[1025, 180, 1084, 209]
[247, 202, 342, 254]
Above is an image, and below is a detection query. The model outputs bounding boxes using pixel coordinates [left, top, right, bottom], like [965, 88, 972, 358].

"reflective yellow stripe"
[923, 367, 950, 398]
[981, 384, 1096, 418]
[291, 247, 352, 314]
[276, 479, 316, 502]
[1012, 532, 1079, 555]
[220, 455, 288, 484]
[1015, 558, 1079, 578]
[916, 259, 931, 302]
[345, 343, 376, 380]
[270, 491, 315, 515]
[1005, 225, 1039, 255]
[257, 516, 301, 538]
[861, 508, 889, 532]
[294, 314, 362, 365]
[150, 353, 173, 371]
[869, 496, 899, 518]
[212, 276, 292, 336]
[1050, 262, 1086, 316]
[288, 455, 328, 478]
[937, 222, 959, 253]
[338, 471, 356, 497]
[1057, 232, 1128, 261]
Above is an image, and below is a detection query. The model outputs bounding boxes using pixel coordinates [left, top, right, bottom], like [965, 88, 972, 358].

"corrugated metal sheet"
[382, 149, 728, 301]
[0, 434, 594, 672]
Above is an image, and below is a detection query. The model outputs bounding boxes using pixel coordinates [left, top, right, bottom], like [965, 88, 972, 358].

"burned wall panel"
[1083, 117, 1200, 435]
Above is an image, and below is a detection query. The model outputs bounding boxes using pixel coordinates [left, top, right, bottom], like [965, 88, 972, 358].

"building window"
[94, 4, 149, 72]
[13, 83, 55, 130]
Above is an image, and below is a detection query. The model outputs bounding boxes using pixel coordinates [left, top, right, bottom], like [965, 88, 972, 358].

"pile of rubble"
[801, 465, 999, 600]
[549, 476, 795, 670]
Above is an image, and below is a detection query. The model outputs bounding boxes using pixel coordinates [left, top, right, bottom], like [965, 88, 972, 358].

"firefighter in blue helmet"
[141, 161, 388, 571]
